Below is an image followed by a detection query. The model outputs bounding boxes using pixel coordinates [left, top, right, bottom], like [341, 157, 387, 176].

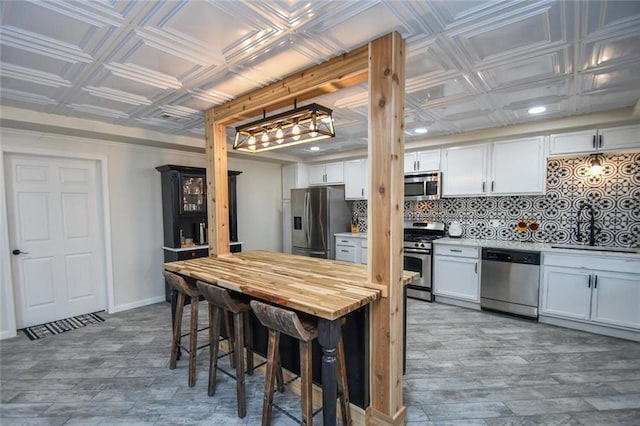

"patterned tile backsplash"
[351, 151, 640, 248]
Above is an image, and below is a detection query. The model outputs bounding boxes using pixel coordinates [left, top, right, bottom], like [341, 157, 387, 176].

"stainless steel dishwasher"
[480, 248, 541, 318]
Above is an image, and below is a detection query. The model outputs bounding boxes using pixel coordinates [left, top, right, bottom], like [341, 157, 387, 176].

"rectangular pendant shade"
[233, 103, 335, 153]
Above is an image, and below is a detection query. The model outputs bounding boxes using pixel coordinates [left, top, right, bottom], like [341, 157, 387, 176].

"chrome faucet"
[576, 203, 597, 246]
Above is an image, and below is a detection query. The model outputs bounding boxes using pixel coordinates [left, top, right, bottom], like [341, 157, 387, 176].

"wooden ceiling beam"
[211, 45, 369, 125]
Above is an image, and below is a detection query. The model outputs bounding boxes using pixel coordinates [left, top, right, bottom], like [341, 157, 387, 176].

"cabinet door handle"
[599, 134, 603, 148]
[475, 263, 478, 274]
[482, 181, 486, 192]
[491, 181, 495, 192]
[361, 188, 364, 197]
[341, 249, 349, 253]
[592, 135, 596, 149]
[594, 275, 598, 289]
[588, 275, 592, 288]
[450, 249, 462, 252]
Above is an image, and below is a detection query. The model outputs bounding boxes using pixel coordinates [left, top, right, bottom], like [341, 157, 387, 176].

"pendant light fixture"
[588, 154, 604, 176]
[233, 102, 335, 153]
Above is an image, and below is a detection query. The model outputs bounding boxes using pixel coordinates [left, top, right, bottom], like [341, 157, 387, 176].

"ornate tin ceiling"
[1, 0, 639, 159]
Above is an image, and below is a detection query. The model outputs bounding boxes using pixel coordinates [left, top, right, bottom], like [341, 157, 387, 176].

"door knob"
[12, 249, 28, 255]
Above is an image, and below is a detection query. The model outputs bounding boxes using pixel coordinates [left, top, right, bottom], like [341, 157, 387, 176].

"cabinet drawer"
[177, 248, 209, 260]
[336, 245, 357, 262]
[434, 245, 479, 258]
[543, 253, 640, 274]
[336, 237, 358, 247]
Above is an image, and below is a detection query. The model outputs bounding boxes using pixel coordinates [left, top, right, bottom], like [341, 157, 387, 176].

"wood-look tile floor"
[1, 299, 639, 425]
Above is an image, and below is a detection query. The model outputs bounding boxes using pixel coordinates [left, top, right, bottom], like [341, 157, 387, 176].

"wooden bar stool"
[196, 281, 255, 418]
[250, 300, 351, 426]
[163, 271, 209, 387]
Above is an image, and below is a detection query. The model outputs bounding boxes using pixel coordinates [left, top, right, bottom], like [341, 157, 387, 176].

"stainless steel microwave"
[404, 171, 441, 201]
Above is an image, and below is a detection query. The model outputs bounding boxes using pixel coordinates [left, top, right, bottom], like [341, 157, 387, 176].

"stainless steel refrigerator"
[291, 187, 351, 259]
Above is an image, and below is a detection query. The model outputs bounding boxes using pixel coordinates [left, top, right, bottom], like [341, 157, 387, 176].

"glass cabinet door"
[180, 175, 206, 214]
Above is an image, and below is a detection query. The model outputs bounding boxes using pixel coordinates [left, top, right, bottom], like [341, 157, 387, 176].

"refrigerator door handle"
[304, 191, 310, 247]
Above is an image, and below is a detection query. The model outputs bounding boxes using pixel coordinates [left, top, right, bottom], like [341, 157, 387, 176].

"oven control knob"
[414, 243, 419, 248]
[420, 243, 425, 248]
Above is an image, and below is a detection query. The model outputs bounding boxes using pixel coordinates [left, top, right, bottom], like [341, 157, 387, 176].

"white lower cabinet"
[590, 271, 640, 329]
[433, 244, 480, 302]
[540, 267, 592, 320]
[335, 237, 358, 263]
[360, 239, 368, 265]
[540, 254, 640, 332]
[334, 234, 367, 264]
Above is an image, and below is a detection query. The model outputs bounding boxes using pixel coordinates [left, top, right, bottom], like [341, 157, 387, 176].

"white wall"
[230, 156, 283, 252]
[0, 128, 282, 339]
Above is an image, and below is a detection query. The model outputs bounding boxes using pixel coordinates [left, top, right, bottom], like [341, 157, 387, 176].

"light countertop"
[433, 237, 640, 259]
[334, 233, 639, 259]
[335, 232, 368, 239]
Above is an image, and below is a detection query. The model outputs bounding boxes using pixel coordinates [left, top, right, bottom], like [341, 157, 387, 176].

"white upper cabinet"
[490, 136, 546, 195]
[442, 137, 546, 197]
[598, 125, 640, 152]
[308, 162, 344, 185]
[344, 159, 368, 200]
[549, 124, 640, 156]
[404, 149, 441, 173]
[282, 164, 308, 199]
[442, 144, 488, 196]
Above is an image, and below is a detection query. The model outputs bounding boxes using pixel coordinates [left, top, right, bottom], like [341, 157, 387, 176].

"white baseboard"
[539, 315, 640, 343]
[434, 295, 481, 311]
[0, 329, 18, 340]
[111, 296, 165, 313]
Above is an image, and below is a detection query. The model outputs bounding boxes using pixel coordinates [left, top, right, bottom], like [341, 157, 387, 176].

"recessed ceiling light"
[414, 128, 428, 134]
[310, 146, 320, 151]
[528, 106, 546, 115]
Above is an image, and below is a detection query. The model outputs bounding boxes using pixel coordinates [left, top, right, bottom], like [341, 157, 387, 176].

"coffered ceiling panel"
[478, 50, 570, 89]
[1, 0, 639, 159]
[585, 0, 640, 36]
[451, 2, 567, 66]
[582, 31, 640, 70]
[581, 62, 640, 92]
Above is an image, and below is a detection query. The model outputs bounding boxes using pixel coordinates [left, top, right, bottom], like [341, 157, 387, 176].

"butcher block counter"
[164, 250, 418, 423]
[164, 250, 417, 318]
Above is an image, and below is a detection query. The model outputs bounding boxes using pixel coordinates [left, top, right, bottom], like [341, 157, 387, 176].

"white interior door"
[5, 154, 106, 328]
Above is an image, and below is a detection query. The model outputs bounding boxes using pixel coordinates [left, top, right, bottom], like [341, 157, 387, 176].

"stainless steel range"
[404, 221, 445, 302]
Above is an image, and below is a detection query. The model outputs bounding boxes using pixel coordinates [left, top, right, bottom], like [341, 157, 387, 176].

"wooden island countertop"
[163, 250, 418, 320]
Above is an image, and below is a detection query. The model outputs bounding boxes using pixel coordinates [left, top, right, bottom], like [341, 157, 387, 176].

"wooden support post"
[204, 109, 230, 256]
[366, 32, 406, 425]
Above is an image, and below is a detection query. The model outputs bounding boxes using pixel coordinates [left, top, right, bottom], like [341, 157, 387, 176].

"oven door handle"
[404, 248, 432, 254]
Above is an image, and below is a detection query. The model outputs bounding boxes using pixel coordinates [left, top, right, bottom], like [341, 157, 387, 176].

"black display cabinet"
[157, 165, 241, 308]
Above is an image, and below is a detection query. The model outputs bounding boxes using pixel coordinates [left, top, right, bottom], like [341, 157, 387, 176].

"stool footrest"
[179, 326, 210, 339]
[272, 402, 322, 425]
[176, 342, 210, 354]
[282, 374, 300, 388]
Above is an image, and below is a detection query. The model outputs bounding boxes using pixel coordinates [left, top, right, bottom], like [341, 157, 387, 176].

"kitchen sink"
[550, 244, 639, 254]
